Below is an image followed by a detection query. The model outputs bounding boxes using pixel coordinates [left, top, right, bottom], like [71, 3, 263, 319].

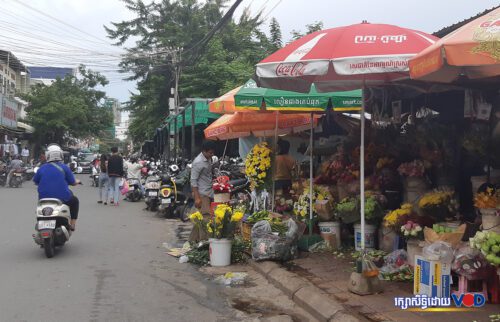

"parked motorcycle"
[126, 178, 143, 202]
[144, 170, 161, 211]
[32, 198, 72, 258]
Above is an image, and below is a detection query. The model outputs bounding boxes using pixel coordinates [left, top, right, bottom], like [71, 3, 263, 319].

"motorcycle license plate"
[148, 191, 158, 197]
[38, 220, 56, 230]
[14, 173, 22, 176]
[161, 198, 172, 204]
[128, 186, 135, 191]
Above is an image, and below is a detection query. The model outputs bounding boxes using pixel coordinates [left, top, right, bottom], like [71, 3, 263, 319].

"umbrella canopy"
[204, 112, 321, 140]
[208, 86, 242, 114]
[255, 22, 438, 93]
[409, 7, 500, 82]
[235, 79, 362, 112]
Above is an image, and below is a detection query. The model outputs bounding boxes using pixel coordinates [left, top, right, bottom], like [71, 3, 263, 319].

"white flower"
[415, 226, 422, 232]
[410, 230, 417, 236]
[404, 231, 410, 236]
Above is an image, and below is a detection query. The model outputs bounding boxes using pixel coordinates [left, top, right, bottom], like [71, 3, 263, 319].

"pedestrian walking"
[107, 147, 124, 206]
[97, 154, 109, 204]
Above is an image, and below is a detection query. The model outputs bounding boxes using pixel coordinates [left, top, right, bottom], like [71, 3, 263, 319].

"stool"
[452, 275, 488, 300]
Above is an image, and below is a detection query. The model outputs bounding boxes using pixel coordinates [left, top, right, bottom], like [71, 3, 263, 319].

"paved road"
[0, 175, 241, 322]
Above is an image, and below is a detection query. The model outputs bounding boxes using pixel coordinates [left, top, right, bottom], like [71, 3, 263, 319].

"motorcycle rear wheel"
[43, 238, 55, 258]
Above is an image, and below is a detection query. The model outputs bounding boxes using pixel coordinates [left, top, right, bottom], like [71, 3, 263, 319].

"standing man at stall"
[189, 140, 216, 242]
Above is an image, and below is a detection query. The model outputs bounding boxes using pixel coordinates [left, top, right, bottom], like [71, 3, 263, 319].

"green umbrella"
[234, 79, 361, 112]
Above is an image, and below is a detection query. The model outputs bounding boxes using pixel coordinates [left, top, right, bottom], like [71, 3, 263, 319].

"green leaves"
[23, 65, 112, 147]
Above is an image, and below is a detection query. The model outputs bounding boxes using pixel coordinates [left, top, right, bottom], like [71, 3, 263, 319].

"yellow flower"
[189, 211, 203, 223]
[231, 211, 244, 222]
[207, 223, 213, 233]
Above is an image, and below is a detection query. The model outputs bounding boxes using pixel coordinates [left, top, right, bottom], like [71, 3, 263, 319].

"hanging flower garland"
[245, 142, 272, 190]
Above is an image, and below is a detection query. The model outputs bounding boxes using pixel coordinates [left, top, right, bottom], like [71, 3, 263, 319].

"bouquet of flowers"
[293, 182, 333, 221]
[274, 197, 294, 213]
[207, 204, 244, 239]
[418, 189, 459, 221]
[474, 187, 500, 209]
[400, 220, 423, 240]
[383, 203, 413, 230]
[212, 176, 232, 194]
[398, 160, 425, 177]
[245, 142, 272, 190]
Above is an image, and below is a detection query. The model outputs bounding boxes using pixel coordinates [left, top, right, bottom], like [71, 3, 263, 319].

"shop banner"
[1, 96, 18, 128]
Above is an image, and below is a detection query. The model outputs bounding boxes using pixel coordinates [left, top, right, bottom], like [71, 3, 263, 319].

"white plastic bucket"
[318, 222, 341, 249]
[209, 238, 232, 266]
[471, 176, 487, 194]
[354, 223, 377, 251]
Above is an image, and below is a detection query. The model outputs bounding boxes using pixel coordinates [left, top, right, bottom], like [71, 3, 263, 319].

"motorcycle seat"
[229, 178, 247, 187]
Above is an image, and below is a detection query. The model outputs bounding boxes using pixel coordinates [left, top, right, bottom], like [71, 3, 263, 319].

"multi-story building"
[28, 66, 75, 86]
[105, 98, 122, 125]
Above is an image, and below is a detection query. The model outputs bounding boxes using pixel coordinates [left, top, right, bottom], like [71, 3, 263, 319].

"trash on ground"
[214, 272, 248, 286]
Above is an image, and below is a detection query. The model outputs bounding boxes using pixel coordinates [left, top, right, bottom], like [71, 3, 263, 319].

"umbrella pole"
[309, 112, 314, 236]
[360, 83, 366, 251]
[272, 112, 279, 211]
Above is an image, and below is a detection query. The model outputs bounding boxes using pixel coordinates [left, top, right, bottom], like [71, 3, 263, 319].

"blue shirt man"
[33, 162, 76, 202]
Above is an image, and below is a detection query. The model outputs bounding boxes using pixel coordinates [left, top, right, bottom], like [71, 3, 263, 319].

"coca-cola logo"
[275, 62, 307, 77]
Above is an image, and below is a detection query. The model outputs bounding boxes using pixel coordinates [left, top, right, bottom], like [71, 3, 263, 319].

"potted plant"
[474, 187, 500, 233]
[190, 204, 244, 266]
[417, 189, 459, 222]
[380, 203, 413, 252]
[401, 220, 424, 267]
[213, 175, 232, 203]
[398, 160, 428, 202]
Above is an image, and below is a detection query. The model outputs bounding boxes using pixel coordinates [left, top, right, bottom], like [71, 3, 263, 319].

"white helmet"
[46, 144, 63, 162]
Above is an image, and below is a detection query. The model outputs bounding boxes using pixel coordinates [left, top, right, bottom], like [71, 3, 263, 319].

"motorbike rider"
[33, 144, 81, 231]
[125, 157, 144, 195]
[6, 154, 23, 186]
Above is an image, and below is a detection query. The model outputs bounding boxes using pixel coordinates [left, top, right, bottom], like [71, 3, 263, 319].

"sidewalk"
[285, 252, 499, 322]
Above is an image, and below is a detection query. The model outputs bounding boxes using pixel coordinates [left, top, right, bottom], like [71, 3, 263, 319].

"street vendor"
[189, 140, 216, 242]
[274, 139, 296, 194]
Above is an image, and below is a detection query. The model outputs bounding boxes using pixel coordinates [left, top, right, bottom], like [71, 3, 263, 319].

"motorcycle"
[158, 170, 189, 220]
[144, 170, 161, 211]
[32, 198, 72, 258]
[11, 169, 24, 187]
[126, 178, 143, 202]
[90, 166, 100, 187]
[0, 170, 7, 186]
[24, 166, 35, 181]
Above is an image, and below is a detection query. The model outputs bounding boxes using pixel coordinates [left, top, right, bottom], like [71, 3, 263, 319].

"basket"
[241, 222, 254, 241]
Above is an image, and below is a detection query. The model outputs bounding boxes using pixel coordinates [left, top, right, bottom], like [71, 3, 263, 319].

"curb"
[249, 260, 361, 322]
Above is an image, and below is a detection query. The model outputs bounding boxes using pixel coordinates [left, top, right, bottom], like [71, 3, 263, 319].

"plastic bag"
[120, 180, 129, 195]
[251, 219, 299, 261]
[423, 241, 454, 262]
[380, 249, 409, 274]
[452, 245, 491, 280]
[379, 250, 414, 281]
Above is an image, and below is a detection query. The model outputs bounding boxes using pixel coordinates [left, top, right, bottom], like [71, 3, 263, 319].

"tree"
[23, 65, 113, 149]
[269, 17, 282, 51]
[290, 21, 324, 41]
[106, 0, 272, 142]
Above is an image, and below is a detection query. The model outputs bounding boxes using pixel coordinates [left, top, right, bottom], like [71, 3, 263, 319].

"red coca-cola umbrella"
[253, 21, 438, 250]
[256, 21, 438, 93]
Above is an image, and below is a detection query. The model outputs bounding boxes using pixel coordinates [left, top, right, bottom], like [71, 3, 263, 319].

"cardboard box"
[413, 255, 451, 298]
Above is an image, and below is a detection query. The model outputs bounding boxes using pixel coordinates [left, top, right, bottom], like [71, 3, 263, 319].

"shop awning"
[234, 79, 362, 112]
[169, 100, 219, 133]
[17, 122, 34, 133]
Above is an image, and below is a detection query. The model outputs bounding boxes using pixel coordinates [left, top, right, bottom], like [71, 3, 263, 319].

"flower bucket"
[354, 223, 376, 251]
[403, 177, 427, 203]
[318, 222, 341, 249]
[214, 193, 230, 203]
[471, 176, 487, 195]
[481, 209, 500, 234]
[209, 238, 232, 267]
[406, 239, 424, 267]
[379, 226, 399, 253]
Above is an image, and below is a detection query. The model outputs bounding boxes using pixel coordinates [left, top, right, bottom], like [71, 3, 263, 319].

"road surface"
[0, 175, 243, 322]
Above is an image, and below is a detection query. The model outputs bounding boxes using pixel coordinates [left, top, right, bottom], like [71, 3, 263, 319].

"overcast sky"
[0, 0, 498, 104]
